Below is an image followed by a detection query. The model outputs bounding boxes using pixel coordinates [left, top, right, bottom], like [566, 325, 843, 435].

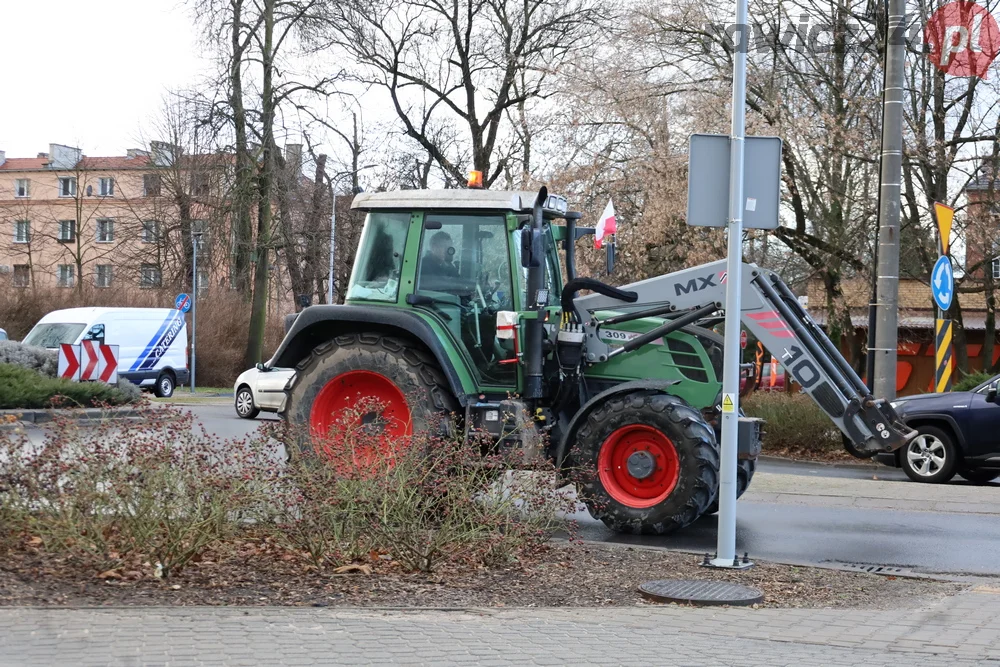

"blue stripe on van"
[129, 311, 185, 372]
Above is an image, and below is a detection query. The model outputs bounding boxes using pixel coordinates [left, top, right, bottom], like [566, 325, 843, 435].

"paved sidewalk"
[3, 586, 1000, 666]
[745, 471, 1000, 515]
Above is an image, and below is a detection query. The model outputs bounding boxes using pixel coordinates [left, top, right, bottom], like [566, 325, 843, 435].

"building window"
[95, 264, 113, 288]
[58, 220, 76, 242]
[143, 173, 162, 197]
[96, 218, 114, 243]
[190, 173, 210, 196]
[14, 179, 29, 198]
[57, 264, 75, 288]
[140, 264, 162, 288]
[58, 177, 77, 197]
[13, 265, 29, 288]
[993, 257, 1000, 281]
[142, 220, 160, 243]
[98, 177, 115, 197]
[14, 220, 30, 243]
[196, 268, 209, 294]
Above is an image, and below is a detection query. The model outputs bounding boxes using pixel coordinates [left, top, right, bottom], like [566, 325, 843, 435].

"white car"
[233, 364, 295, 419]
[0, 328, 7, 341]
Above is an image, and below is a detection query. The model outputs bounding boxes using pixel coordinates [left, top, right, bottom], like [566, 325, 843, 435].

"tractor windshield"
[346, 212, 410, 302]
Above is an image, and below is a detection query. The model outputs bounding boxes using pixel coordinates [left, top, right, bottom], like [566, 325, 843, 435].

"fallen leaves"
[332, 564, 373, 575]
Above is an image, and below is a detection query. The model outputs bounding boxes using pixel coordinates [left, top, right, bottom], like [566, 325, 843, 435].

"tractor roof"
[351, 189, 568, 216]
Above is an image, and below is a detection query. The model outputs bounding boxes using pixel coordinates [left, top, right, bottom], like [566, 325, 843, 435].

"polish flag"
[595, 199, 617, 249]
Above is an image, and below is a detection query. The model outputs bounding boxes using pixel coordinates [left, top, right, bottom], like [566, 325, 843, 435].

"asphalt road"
[571, 502, 1000, 577]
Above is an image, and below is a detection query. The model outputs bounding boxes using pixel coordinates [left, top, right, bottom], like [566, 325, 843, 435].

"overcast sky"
[0, 0, 210, 158]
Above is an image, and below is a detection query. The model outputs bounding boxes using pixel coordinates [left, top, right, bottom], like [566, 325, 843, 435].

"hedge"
[0, 364, 139, 410]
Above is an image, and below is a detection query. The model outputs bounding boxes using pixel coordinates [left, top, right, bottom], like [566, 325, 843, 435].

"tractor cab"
[344, 188, 572, 393]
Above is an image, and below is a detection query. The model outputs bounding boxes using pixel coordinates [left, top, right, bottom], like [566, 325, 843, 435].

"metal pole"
[191, 233, 198, 394]
[327, 187, 337, 304]
[710, 0, 751, 569]
[872, 0, 905, 400]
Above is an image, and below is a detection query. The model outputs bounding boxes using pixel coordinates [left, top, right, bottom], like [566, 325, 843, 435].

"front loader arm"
[573, 260, 916, 455]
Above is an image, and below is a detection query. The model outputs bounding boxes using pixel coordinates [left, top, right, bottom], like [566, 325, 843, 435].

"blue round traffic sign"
[175, 293, 192, 313]
[931, 256, 954, 311]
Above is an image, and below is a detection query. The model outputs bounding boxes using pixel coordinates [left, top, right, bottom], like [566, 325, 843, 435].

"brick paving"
[3, 586, 1000, 666]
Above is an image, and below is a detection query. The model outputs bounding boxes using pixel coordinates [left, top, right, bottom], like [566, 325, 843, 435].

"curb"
[758, 454, 882, 471]
[0, 407, 146, 425]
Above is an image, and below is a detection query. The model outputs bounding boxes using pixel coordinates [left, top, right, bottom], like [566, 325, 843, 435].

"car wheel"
[901, 426, 957, 483]
[235, 385, 260, 419]
[154, 372, 175, 398]
[957, 468, 1000, 484]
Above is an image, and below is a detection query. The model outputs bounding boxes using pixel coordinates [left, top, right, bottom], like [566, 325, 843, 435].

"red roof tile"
[79, 155, 151, 170]
[0, 155, 153, 171]
[0, 158, 48, 171]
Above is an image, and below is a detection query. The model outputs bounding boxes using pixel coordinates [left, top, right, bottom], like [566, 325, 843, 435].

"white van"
[23, 307, 189, 397]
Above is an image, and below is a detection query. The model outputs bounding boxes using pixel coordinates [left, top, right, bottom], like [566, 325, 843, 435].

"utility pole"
[191, 231, 201, 394]
[709, 0, 751, 569]
[872, 0, 905, 400]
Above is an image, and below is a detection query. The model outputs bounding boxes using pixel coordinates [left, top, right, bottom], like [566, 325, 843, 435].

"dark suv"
[878, 375, 1000, 484]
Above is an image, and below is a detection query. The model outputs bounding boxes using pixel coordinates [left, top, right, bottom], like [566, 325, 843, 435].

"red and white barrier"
[58, 343, 119, 384]
[58, 344, 81, 381]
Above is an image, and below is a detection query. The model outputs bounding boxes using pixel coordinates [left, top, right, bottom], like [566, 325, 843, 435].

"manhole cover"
[638, 579, 763, 606]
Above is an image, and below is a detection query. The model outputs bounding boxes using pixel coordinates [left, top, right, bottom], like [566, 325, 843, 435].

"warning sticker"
[721, 393, 736, 413]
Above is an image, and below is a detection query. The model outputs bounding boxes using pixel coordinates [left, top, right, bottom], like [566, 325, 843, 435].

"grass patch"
[0, 363, 137, 409]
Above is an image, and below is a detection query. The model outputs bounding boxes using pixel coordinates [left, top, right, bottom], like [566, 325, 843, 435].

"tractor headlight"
[545, 194, 568, 215]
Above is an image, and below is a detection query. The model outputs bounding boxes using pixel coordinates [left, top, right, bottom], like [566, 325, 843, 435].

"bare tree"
[328, 0, 605, 187]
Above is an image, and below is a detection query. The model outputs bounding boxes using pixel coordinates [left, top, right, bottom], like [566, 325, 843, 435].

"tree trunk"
[244, 0, 275, 366]
[229, 0, 255, 298]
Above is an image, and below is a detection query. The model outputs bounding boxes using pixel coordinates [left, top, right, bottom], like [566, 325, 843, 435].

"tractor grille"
[666, 338, 709, 383]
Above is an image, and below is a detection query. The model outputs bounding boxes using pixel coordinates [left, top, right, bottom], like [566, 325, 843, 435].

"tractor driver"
[420, 231, 460, 288]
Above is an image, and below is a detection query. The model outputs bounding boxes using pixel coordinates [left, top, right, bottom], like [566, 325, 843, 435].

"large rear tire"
[705, 458, 756, 514]
[574, 391, 720, 535]
[283, 333, 456, 459]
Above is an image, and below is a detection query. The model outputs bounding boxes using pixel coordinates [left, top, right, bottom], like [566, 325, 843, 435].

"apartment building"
[0, 142, 226, 292]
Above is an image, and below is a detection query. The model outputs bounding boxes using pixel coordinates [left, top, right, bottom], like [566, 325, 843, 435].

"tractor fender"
[554, 379, 679, 470]
[269, 304, 471, 405]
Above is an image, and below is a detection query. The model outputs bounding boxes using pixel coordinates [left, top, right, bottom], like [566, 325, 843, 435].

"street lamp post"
[191, 231, 202, 394]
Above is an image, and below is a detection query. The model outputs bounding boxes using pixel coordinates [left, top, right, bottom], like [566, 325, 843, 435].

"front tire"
[574, 391, 720, 535]
[901, 425, 957, 483]
[235, 385, 260, 419]
[283, 333, 456, 459]
[957, 468, 1000, 484]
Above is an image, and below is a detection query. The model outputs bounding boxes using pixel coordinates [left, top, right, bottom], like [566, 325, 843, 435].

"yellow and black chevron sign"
[935, 318, 953, 393]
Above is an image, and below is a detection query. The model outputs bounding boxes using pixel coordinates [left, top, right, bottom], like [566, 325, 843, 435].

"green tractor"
[272, 186, 913, 534]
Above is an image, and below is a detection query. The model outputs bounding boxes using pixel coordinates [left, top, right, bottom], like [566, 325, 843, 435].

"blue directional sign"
[931, 256, 953, 311]
[175, 293, 192, 313]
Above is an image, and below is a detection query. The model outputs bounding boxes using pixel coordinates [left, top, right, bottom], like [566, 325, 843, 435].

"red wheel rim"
[597, 425, 680, 508]
[310, 370, 413, 466]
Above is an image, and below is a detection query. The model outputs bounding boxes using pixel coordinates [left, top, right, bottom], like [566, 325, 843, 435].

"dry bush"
[272, 405, 573, 572]
[0, 287, 286, 388]
[742, 392, 843, 453]
[1, 401, 571, 577]
[0, 406, 274, 575]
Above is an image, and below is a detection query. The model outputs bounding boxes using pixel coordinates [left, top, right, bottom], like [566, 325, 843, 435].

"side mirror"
[520, 228, 543, 268]
[987, 381, 998, 403]
[256, 362, 266, 372]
